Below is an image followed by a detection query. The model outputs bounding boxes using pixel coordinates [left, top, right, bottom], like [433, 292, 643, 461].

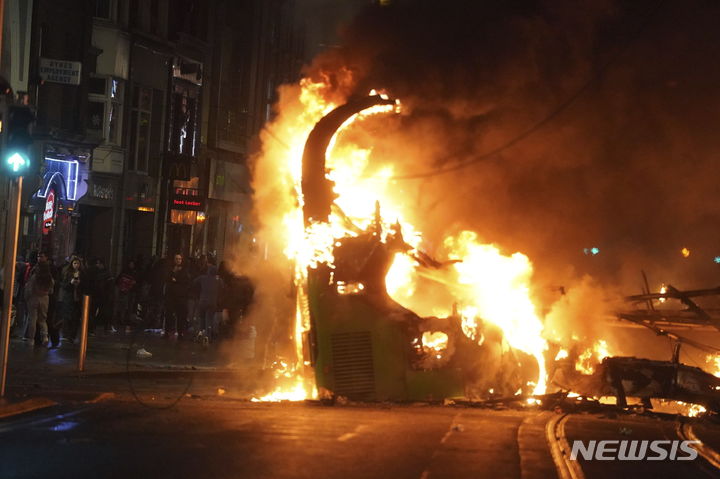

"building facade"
[0, 0, 304, 272]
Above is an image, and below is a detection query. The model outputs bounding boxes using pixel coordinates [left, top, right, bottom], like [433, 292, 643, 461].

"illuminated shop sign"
[42, 188, 56, 235]
[171, 187, 205, 211]
[37, 157, 80, 201]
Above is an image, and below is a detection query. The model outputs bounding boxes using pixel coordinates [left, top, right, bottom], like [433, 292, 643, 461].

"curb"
[0, 397, 58, 420]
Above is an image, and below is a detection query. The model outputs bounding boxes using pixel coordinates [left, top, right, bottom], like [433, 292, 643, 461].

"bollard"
[78, 295, 91, 372]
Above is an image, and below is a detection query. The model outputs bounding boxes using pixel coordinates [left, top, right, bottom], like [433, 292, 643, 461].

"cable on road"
[125, 327, 193, 410]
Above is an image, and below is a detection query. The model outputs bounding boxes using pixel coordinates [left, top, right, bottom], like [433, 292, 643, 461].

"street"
[1, 331, 720, 479]
[2, 396, 720, 479]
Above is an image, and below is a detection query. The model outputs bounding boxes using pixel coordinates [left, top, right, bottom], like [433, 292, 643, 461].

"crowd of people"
[7, 252, 254, 349]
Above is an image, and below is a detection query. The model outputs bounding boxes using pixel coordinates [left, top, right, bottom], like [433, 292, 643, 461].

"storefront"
[165, 177, 205, 259]
[76, 173, 119, 264]
[22, 143, 90, 263]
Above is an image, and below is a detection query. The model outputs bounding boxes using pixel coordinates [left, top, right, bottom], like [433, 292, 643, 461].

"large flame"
[254, 78, 550, 400]
[575, 339, 611, 375]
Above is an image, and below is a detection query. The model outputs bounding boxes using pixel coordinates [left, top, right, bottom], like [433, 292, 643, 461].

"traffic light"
[2, 104, 35, 176]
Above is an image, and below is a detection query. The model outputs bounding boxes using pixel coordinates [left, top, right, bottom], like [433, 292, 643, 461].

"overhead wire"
[390, 0, 667, 181]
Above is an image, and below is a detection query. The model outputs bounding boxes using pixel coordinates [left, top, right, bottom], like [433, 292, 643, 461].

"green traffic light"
[6, 152, 27, 172]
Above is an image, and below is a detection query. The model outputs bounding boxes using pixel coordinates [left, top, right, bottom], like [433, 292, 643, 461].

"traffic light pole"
[0, 176, 22, 397]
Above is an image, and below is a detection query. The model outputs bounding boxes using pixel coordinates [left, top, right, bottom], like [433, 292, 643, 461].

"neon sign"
[37, 157, 80, 200]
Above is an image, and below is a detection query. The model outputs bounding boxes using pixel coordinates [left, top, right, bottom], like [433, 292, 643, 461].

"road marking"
[337, 424, 369, 442]
[545, 413, 585, 479]
[677, 422, 720, 470]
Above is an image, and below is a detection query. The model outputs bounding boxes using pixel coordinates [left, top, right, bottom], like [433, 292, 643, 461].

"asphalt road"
[2, 398, 720, 479]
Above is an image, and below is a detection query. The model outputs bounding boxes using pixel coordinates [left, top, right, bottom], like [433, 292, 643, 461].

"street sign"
[39, 58, 82, 86]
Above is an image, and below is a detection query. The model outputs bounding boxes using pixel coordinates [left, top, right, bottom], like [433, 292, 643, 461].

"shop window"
[87, 76, 124, 145]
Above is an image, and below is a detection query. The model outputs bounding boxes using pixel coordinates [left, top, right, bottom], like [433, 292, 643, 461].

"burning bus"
[249, 80, 720, 413]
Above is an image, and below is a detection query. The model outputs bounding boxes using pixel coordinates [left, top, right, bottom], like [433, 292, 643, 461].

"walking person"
[164, 254, 190, 339]
[24, 262, 54, 347]
[59, 256, 84, 344]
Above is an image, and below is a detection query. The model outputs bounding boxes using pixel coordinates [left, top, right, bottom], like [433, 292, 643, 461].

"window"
[169, 84, 199, 157]
[129, 86, 152, 172]
[87, 76, 124, 145]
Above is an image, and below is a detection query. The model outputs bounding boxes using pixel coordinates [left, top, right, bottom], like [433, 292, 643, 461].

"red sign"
[42, 189, 55, 235]
[171, 187, 205, 211]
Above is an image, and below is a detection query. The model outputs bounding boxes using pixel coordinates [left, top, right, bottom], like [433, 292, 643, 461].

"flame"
[687, 403, 707, 417]
[706, 355, 720, 377]
[653, 399, 707, 417]
[444, 232, 547, 394]
[386, 252, 417, 297]
[658, 284, 667, 303]
[575, 339, 611, 374]
[555, 349, 569, 361]
[422, 331, 449, 355]
[254, 77, 551, 401]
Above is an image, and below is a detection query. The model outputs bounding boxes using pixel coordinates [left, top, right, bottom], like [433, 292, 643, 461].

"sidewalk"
[2, 330, 267, 408]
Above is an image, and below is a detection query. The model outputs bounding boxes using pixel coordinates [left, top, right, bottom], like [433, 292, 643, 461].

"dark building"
[0, 0, 304, 272]
[203, 0, 304, 260]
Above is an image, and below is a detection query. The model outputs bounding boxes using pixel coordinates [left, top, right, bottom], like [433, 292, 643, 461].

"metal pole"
[0, 176, 23, 396]
[77, 294, 90, 372]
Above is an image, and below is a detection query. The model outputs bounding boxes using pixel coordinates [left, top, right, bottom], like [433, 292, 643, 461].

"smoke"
[302, 0, 720, 294]
[224, 83, 308, 366]
[543, 275, 622, 345]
